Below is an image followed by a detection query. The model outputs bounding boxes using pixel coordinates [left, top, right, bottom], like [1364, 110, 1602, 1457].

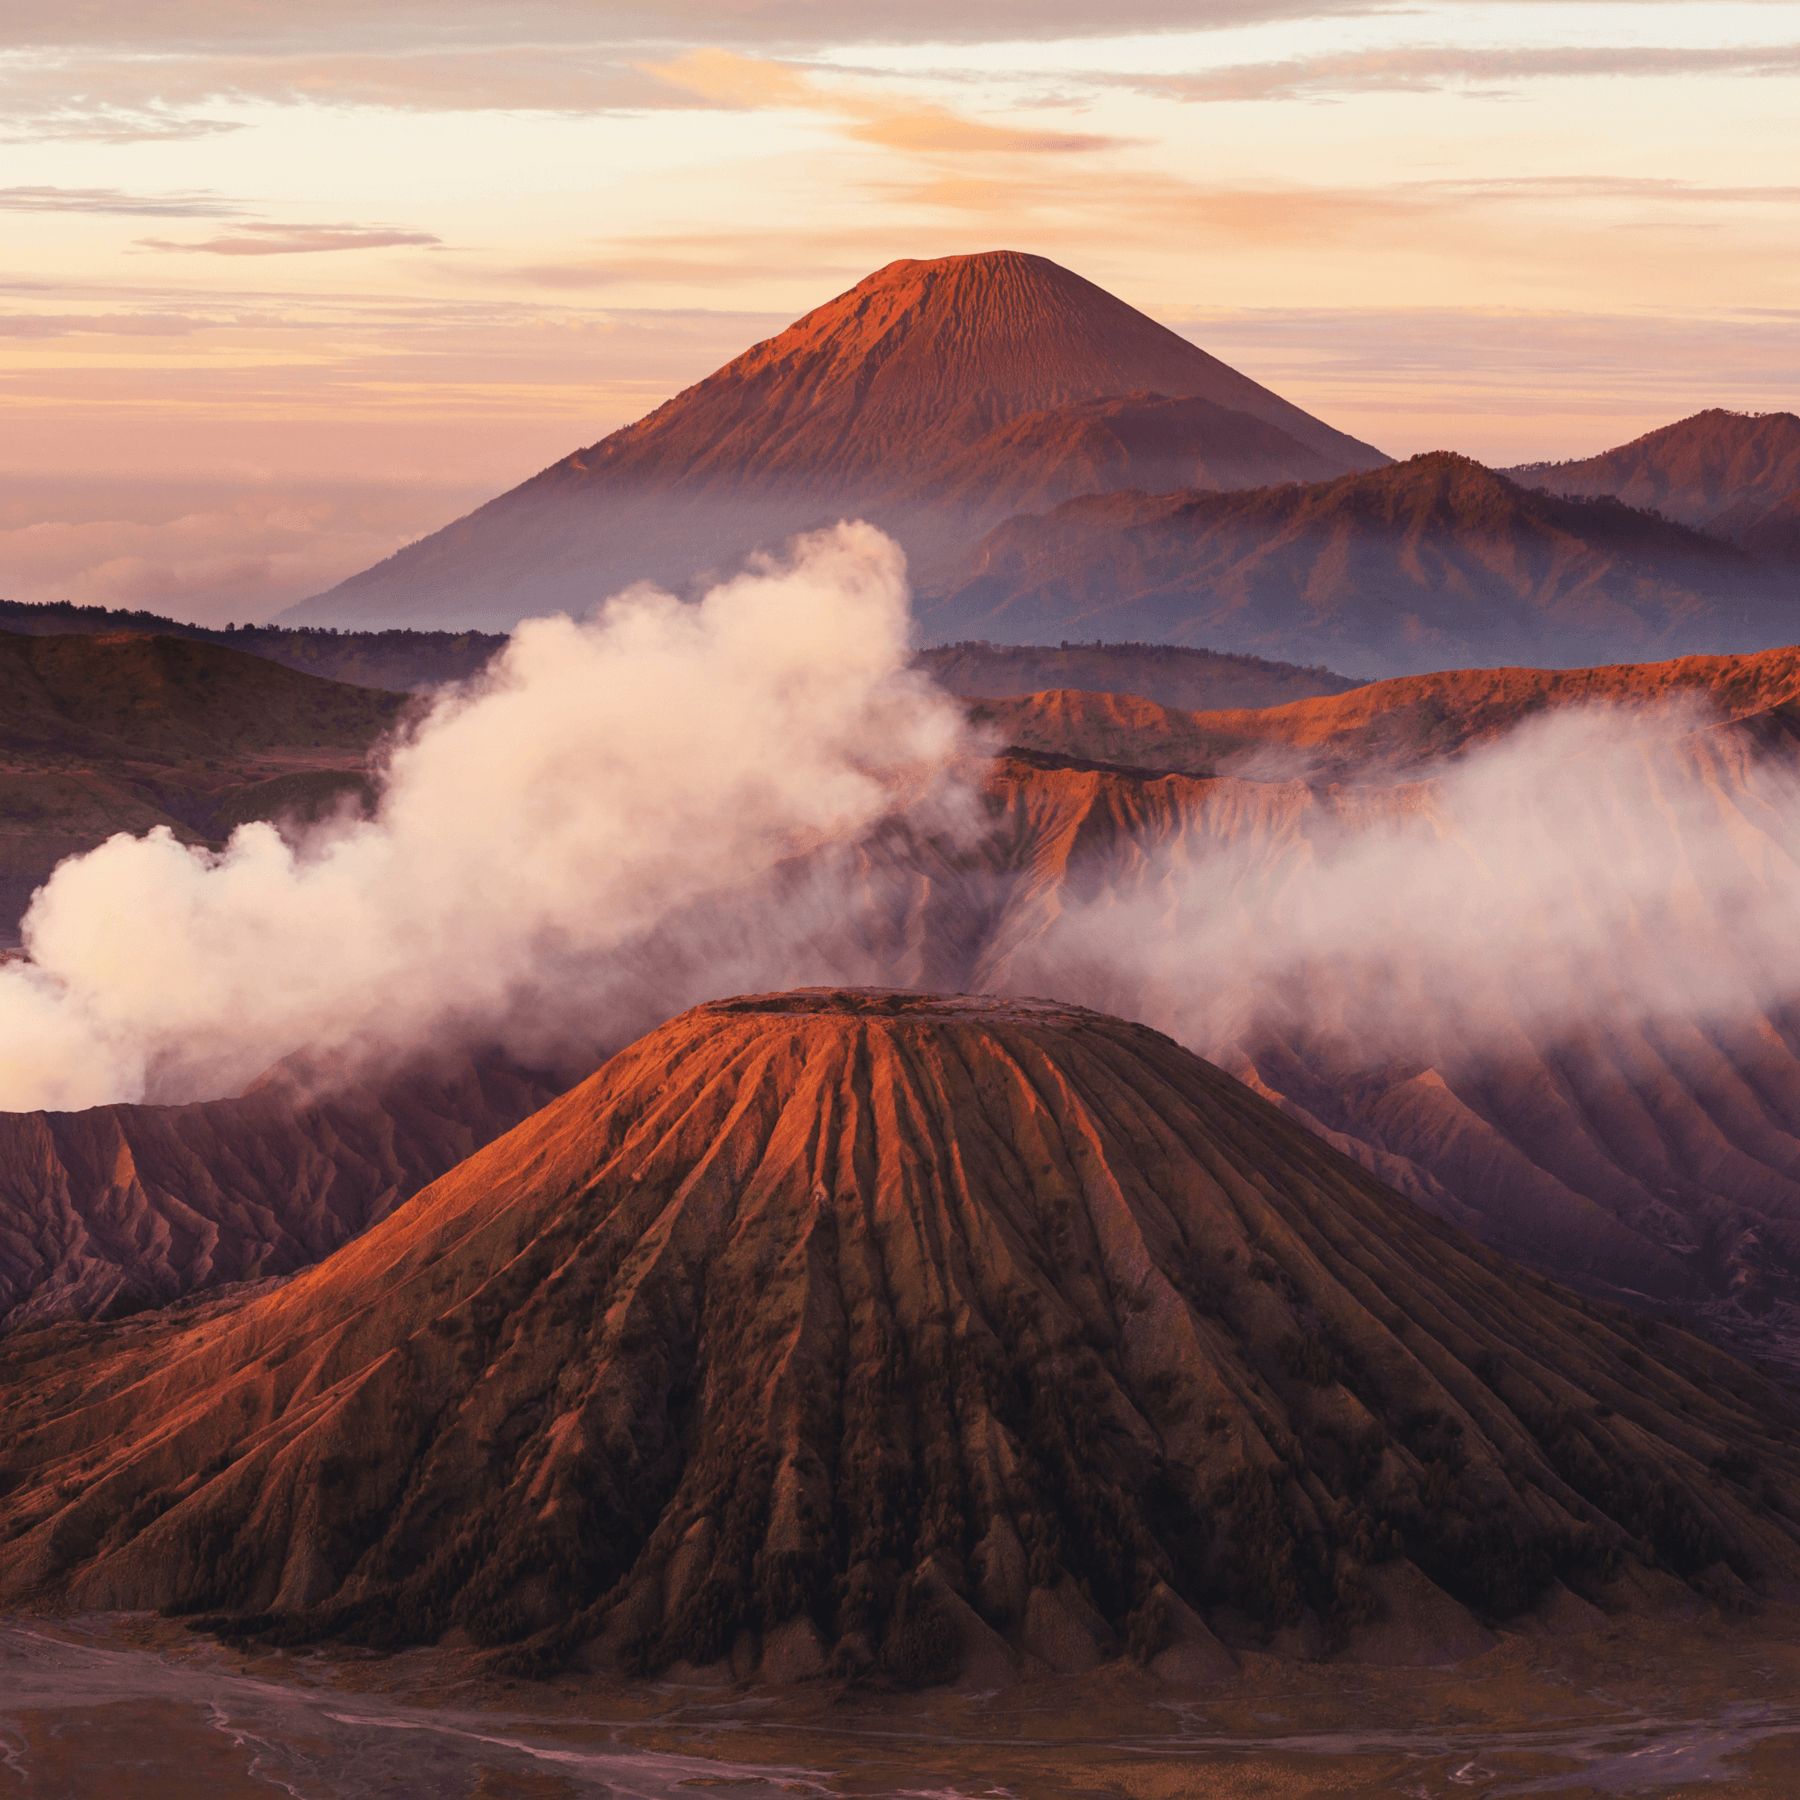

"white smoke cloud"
[0, 521, 978, 1109]
[995, 698, 1800, 1074]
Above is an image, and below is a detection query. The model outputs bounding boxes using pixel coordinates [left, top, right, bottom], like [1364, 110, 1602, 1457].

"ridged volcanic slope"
[3, 993, 1796, 1683]
[0, 1052, 562, 1328]
[572, 255, 1377, 488]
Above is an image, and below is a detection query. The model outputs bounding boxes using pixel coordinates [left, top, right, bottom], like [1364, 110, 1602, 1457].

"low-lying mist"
[0, 523, 977, 1110]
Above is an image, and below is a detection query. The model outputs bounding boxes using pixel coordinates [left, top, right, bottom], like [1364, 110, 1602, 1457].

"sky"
[4, 0, 1799, 625]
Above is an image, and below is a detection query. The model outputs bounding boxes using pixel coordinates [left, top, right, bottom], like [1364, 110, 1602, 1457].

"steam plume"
[4, 516, 1798, 1139]
[0, 523, 974, 1109]
[1000, 700, 1800, 1079]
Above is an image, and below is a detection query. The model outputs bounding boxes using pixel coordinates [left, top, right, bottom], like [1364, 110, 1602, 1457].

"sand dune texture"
[0, 1053, 561, 1327]
[283, 252, 1383, 632]
[929, 451, 1793, 673]
[2, 992, 1795, 1689]
[0, 630, 408, 937]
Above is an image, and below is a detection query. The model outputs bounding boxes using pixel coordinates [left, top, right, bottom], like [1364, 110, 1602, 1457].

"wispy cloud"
[136, 223, 443, 256]
[1417, 174, 1800, 205]
[0, 186, 240, 218]
[0, 47, 694, 143]
[0, 102, 246, 143]
[0, 312, 201, 336]
[0, 1, 1376, 55]
[649, 47, 1133, 153]
[1106, 41, 1800, 104]
[7, 9, 1799, 138]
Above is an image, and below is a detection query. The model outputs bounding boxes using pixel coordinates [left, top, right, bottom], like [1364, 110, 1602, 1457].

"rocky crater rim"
[696, 986, 1099, 1025]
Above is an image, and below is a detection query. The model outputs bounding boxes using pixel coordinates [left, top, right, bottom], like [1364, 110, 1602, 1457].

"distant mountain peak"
[571, 248, 1381, 492]
[281, 253, 1386, 632]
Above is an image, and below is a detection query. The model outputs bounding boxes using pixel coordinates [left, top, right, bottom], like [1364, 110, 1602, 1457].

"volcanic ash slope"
[4, 993, 1797, 1686]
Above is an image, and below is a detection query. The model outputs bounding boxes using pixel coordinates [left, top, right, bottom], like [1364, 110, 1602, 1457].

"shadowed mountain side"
[2, 993, 1794, 1690]
[924, 453, 1795, 675]
[0, 630, 410, 940]
[970, 645, 1800, 782]
[1507, 410, 1800, 533]
[897, 392, 1350, 518]
[1738, 492, 1800, 567]
[0, 1052, 564, 1328]
[0, 631, 407, 762]
[917, 640, 1361, 714]
[0, 601, 505, 693]
[283, 252, 1384, 632]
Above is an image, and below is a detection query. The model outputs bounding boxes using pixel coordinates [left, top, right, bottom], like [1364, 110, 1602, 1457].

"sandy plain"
[4, 1603, 1799, 1799]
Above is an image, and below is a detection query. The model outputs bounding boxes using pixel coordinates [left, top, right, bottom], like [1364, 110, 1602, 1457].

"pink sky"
[4, 1, 1799, 624]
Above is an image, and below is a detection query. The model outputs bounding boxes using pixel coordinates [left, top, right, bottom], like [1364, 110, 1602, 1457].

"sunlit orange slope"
[972, 642, 1800, 778]
[4, 992, 1794, 1687]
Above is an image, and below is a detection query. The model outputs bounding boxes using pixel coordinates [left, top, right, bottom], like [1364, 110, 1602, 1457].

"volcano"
[280, 253, 1385, 633]
[4, 991, 1794, 1687]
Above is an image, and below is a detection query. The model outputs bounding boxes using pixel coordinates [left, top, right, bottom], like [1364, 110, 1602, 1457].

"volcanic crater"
[3, 990, 1796, 1691]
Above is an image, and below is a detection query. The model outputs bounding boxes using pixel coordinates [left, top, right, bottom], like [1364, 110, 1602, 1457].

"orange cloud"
[646, 48, 1131, 157]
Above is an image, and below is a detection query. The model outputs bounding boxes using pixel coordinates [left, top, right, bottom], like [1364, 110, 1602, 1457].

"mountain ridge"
[0, 630, 409, 939]
[925, 451, 1795, 674]
[971, 643, 1800, 779]
[1506, 408, 1800, 536]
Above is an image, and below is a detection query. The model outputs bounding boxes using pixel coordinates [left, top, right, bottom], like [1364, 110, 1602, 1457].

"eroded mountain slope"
[0, 1052, 562, 1328]
[970, 644, 1800, 779]
[0, 630, 410, 938]
[1507, 409, 1800, 536]
[3, 993, 1792, 1689]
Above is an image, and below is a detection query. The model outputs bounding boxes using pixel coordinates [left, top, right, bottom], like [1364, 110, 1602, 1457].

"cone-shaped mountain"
[557, 252, 1375, 486]
[4, 992, 1794, 1685]
[281, 253, 1385, 632]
